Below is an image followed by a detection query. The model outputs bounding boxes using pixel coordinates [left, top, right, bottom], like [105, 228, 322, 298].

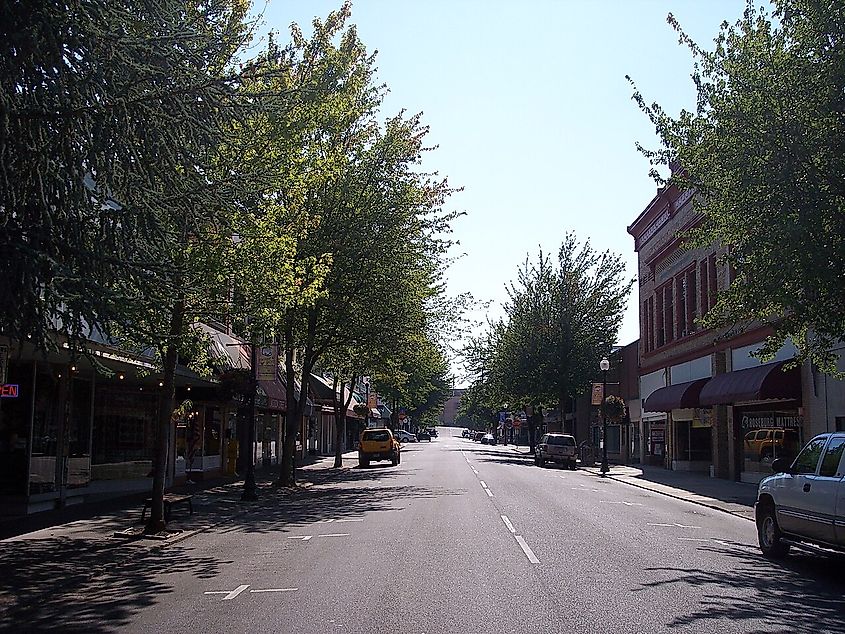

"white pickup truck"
[755, 431, 845, 558]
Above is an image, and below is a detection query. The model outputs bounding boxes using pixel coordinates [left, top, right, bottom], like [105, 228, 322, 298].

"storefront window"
[31, 367, 62, 493]
[92, 387, 157, 479]
[739, 409, 803, 476]
[0, 361, 33, 495]
[606, 425, 620, 453]
[205, 407, 221, 457]
[67, 378, 92, 488]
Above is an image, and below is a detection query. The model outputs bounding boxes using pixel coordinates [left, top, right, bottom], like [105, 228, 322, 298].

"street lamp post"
[600, 356, 610, 476]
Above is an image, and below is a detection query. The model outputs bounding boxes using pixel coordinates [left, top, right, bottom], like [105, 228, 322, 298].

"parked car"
[461, 429, 471, 438]
[416, 430, 432, 442]
[481, 433, 496, 445]
[535, 433, 577, 469]
[755, 431, 845, 558]
[473, 431, 486, 442]
[428, 427, 438, 437]
[394, 429, 417, 443]
[358, 428, 401, 467]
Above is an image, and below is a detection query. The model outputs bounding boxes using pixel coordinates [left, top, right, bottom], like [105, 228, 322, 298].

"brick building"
[628, 175, 845, 483]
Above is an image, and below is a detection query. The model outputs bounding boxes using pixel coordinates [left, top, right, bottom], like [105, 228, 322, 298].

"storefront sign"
[591, 383, 604, 406]
[256, 346, 278, 380]
[0, 384, 19, 398]
[740, 412, 802, 429]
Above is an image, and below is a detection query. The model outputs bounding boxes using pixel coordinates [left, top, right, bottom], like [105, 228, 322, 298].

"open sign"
[0, 384, 19, 398]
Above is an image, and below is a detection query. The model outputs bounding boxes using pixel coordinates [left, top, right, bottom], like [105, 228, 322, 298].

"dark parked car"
[417, 430, 432, 442]
[428, 428, 438, 437]
[473, 431, 486, 442]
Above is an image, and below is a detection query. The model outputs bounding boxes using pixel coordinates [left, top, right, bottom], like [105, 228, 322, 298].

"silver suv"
[535, 433, 577, 469]
[755, 432, 845, 558]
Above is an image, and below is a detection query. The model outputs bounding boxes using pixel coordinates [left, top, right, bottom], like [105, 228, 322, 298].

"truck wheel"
[757, 502, 789, 558]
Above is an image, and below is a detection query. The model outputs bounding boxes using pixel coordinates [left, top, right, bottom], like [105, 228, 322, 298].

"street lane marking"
[318, 533, 350, 538]
[221, 585, 249, 600]
[480, 481, 488, 488]
[648, 523, 700, 529]
[250, 588, 298, 593]
[485, 489, 493, 497]
[515, 536, 540, 564]
[501, 515, 516, 533]
[599, 500, 642, 506]
[287, 535, 313, 541]
[335, 518, 364, 523]
[472, 468, 479, 474]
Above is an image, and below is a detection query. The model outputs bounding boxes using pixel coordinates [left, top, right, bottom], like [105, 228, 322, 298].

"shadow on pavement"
[221, 469, 460, 537]
[638, 541, 845, 633]
[0, 538, 229, 632]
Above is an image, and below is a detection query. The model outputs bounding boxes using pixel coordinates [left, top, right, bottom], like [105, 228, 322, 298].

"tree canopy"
[629, 0, 845, 374]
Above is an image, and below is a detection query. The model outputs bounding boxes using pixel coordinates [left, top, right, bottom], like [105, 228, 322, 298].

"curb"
[579, 467, 755, 522]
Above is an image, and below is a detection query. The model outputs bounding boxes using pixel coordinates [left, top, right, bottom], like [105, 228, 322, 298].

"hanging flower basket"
[352, 403, 369, 418]
[603, 395, 627, 422]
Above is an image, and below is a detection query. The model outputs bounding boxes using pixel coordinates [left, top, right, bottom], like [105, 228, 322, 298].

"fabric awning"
[643, 378, 710, 413]
[370, 408, 381, 418]
[258, 379, 287, 411]
[699, 361, 801, 406]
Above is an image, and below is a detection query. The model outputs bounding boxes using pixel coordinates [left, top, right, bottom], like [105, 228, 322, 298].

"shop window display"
[0, 361, 33, 495]
[739, 409, 802, 476]
[92, 388, 157, 479]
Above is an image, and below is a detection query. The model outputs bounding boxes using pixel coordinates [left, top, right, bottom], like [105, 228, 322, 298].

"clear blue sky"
[261, 0, 748, 378]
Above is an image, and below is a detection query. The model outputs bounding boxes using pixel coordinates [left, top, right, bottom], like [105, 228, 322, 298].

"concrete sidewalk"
[0, 450, 359, 546]
[511, 446, 758, 522]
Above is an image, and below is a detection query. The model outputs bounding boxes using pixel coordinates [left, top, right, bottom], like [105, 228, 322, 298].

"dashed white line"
[485, 489, 493, 497]
[501, 515, 516, 533]
[515, 536, 540, 564]
[335, 518, 364, 523]
[287, 535, 313, 541]
[480, 481, 488, 488]
[318, 533, 350, 538]
[471, 468, 479, 474]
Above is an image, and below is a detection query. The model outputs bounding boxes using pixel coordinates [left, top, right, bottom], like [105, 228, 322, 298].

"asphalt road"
[9, 427, 845, 633]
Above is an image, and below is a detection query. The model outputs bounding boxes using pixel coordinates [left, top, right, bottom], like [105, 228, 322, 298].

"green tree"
[494, 233, 633, 450]
[629, 0, 845, 374]
[238, 4, 457, 486]
[0, 0, 252, 355]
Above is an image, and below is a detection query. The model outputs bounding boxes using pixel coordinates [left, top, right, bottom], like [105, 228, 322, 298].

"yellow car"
[359, 428, 401, 467]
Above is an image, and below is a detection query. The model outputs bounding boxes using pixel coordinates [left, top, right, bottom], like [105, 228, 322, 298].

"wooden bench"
[142, 494, 193, 522]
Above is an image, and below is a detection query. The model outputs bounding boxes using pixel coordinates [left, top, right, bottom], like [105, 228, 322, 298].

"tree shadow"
[219, 473, 463, 537]
[637, 541, 845, 633]
[0, 538, 229, 631]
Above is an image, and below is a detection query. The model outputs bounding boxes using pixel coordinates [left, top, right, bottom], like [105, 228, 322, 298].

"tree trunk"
[332, 377, 355, 468]
[280, 324, 296, 486]
[146, 298, 183, 534]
